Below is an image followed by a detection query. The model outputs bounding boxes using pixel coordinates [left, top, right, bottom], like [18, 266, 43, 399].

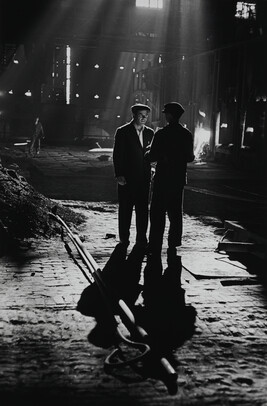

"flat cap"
[162, 102, 184, 117]
[131, 104, 151, 114]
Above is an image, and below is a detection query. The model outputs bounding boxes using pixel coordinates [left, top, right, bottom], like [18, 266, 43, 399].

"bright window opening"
[136, 0, 163, 9]
[235, 2, 256, 19]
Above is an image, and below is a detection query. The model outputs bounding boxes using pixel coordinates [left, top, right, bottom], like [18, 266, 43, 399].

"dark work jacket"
[113, 120, 154, 193]
[148, 122, 194, 189]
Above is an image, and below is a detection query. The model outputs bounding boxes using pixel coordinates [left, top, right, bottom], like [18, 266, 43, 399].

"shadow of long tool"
[76, 247, 196, 394]
[76, 243, 145, 347]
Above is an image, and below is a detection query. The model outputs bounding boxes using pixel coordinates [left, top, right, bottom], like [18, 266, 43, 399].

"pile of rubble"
[0, 154, 85, 255]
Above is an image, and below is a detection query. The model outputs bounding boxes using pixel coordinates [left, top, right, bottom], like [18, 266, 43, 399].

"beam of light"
[105, 51, 145, 126]
[86, 3, 139, 135]
[102, 1, 170, 129]
[0, 1, 175, 141]
[62, 1, 131, 138]
[51, 0, 171, 138]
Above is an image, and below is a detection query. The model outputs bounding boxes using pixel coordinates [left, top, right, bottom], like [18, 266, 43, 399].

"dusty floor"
[0, 145, 267, 405]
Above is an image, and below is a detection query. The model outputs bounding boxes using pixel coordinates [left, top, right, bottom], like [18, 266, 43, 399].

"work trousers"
[29, 135, 41, 155]
[149, 185, 184, 255]
[118, 183, 149, 247]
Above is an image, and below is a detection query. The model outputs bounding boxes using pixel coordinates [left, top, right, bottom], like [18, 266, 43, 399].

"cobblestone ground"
[1, 201, 267, 406]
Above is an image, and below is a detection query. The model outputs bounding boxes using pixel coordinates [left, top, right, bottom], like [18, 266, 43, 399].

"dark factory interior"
[0, 1, 267, 405]
[1, 0, 266, 164]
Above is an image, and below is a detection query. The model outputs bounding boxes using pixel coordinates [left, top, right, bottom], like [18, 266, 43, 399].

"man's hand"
[116, 176, 127, 186]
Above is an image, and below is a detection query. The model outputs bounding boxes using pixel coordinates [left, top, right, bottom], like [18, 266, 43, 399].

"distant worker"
[113, 104, 154, 250]
[146, 102, 195, 259]
[29, 117, 44, 156]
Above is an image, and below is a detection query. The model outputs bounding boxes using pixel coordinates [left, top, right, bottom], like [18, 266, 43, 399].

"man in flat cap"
[113, 104, 154, 250]
[146, 102, 195, 260]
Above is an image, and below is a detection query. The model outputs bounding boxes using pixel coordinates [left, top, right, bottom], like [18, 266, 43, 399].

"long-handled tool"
[50, 211, 178, 394]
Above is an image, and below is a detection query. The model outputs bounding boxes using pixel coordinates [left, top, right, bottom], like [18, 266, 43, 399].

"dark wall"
[0, 0, 54, 44]
[41, 104, 77, 145]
